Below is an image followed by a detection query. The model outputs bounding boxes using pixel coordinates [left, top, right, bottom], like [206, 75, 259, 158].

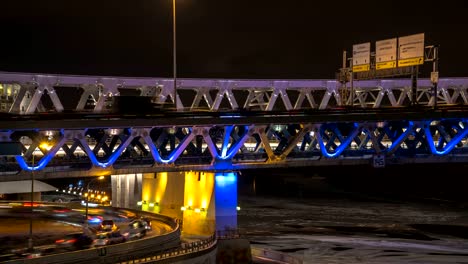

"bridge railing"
[116, 233, 217, 264]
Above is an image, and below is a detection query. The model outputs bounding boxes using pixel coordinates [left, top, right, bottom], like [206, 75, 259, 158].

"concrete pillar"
[159, 172, 185, 219]
[140, 172, 185, 219]
[182, 171, 216, 236]
[111, 173, 142, 209]
[113, 170, 239, 237]
[214, 171, 238, 233]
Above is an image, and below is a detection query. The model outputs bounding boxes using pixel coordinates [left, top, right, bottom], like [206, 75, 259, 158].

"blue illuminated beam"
[218, 125, 250, 160]
[425, 121, 468, 155]
[16, 134, 67, 171]
[317, 123, 360, 158]
[78, 131, 134, 168]
[143, 129, 195, 163]
[385, 121, 415, 154]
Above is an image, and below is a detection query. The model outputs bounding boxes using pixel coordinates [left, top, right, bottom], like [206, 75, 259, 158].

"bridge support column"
[141, 172, 185, 220]
[140, 171, 216, 236]
[122, 171, 238, 237]
[111, 173, 142, 210]
[181, 171, 216, 235]
[214, 171, 238, 233]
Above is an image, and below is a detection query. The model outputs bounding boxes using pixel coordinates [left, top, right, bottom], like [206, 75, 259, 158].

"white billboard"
[398, 33, 425, 67]
[376, 38, 397, 70]
[352, 42, 371, 72]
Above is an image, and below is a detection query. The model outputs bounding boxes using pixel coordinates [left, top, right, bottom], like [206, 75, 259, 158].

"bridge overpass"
[1, 71, 468, 240]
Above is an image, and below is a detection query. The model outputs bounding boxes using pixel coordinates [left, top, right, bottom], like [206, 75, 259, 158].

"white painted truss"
[0, 71, 467, 114]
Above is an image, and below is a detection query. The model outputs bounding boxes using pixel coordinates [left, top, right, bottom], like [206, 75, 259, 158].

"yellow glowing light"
[39, 142, 51, 150]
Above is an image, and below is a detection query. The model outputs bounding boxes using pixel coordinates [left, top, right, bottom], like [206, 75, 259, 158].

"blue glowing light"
[16, 153, 54, 171]
[81, 131, 134, 168]
[425, 122, 468, 155]
[214, 171, 238, 229]
[215, 174, 237, 184]
[216, 125, 249, 160]
[144, 129, 194, 163]
[317, 123, 360, 158]
[88, 150, 123, 168]
[386, 121, 414, 153]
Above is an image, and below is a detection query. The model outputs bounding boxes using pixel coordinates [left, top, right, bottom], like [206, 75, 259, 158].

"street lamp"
[27, 151, 35, 252]
[172, 0, 177, 108]
[28, 142, 50, 252]
[85, 176, 105, 225]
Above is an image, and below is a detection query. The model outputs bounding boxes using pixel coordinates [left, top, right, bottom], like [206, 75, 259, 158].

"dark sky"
[1, 0, 468, 79]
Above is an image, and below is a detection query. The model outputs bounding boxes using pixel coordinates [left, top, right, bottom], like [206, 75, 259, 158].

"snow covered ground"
[238, 194, 468, 263]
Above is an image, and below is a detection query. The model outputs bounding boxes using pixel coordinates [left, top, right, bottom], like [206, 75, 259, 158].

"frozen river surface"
[238, 194, 468, 263]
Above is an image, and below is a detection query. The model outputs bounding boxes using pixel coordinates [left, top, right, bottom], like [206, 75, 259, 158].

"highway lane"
[0, 207, 174, 262]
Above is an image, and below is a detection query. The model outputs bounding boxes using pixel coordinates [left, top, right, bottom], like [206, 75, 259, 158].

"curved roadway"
[0, 205, 174, 261]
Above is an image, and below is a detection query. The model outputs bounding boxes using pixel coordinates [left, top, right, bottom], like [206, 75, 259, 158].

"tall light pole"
[172, 0, 177, 108]
[85, 176, 105, 225]
[27, 152, 35, 252]
[28, 142, 50, 252]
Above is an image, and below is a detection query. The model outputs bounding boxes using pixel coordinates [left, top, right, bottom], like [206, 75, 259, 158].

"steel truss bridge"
[1, 72, 468, 180]
[1, 71, 468, 113]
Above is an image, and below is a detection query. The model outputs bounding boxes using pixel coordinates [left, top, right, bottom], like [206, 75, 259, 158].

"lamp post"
[27, 152, 35, 252]
[27, 142, 50, 252]
[172, 0, 177, 108]
[85, 176, 105, 225]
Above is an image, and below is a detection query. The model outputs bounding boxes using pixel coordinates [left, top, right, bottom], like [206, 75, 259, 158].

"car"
[123, 220, 147, 240]
[87, 215, 103, 225]
[99, 219, 118, 231]
[140, 217, 152, 230]
[93, 231, 126, 247]
[55, 232, 93, 250]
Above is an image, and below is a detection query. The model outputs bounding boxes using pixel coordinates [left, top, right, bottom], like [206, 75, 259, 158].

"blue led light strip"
[16, 133, 67, 171]
[217, 125, 250, 160]
[317, 123, 360, 158]
[385, 121, 415, 153]
[78, 131, 134, 168]
[425, 121, 468, 155]
[143, 129, 195, 163]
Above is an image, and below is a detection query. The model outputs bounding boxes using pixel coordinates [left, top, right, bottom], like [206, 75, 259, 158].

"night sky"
[1, 1, 468, 79]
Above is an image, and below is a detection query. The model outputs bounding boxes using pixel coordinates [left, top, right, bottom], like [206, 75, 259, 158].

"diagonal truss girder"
[6, 118, 468, 173]
[3, 72, 468, 114]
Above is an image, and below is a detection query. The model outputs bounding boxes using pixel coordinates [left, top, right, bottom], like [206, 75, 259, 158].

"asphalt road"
[0, 213, 173, 262]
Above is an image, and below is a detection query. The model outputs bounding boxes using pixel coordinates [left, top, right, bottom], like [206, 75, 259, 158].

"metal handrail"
[117, 233, 217, 264]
